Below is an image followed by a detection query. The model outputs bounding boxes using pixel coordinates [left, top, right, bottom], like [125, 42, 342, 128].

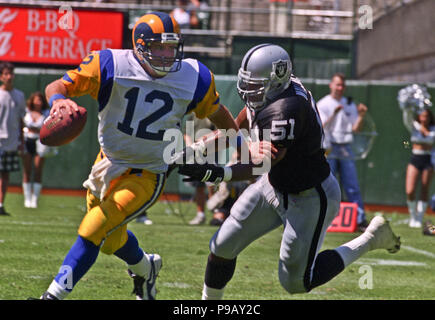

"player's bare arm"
[226, 145, 286, 181]
[209, 105, 277, 161]
[208, 104, 239, 131]
[235, 107, 249, 130]
[178, 142, 282, 183]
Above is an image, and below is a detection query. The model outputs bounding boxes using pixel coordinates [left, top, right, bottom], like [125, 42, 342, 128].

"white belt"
[412, 149, 432, 155]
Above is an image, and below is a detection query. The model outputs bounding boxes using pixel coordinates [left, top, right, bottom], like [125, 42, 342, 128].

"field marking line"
[1, 220, 76, 228]
[162, 282, 192, 289]
[392, 218, 409, 225]
[401, 245, 435, 259]
[354, 258, 427, 266]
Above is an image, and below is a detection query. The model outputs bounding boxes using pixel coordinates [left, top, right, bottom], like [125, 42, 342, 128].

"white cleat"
[30, 196, 38, 209]
[408, 215, 422, 228]
[365, 216, 401, 253]
[24, 200, 32, 208]
[128, 253, 162, 300]
[189, 214, 206, 225]
[136, 215, 153, 225]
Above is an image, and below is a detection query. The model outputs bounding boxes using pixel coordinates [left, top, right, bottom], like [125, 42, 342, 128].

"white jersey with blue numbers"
[62, 49, 220, 173]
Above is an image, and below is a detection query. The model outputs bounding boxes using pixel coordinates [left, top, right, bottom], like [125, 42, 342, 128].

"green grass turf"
[0, 193, 434, 300]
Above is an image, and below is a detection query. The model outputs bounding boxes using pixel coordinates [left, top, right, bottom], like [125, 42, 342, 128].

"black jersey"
[248, 76, 330, 194]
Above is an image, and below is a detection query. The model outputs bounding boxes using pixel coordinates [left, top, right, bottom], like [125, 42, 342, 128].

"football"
[40, 106, 87, 146]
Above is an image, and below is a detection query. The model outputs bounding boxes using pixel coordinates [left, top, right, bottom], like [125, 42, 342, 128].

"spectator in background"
[401, 96, 435, 228]
[188, 0, 210, 30]
[269, 0, 290, 35]
[317, 73, 369, 232]
[0, 62, 26, 216]
[171, 0, 199, 29]
[22, 92, 54, 209]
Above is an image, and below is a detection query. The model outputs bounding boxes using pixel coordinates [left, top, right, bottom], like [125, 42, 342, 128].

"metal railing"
[0, 0, 355, 39]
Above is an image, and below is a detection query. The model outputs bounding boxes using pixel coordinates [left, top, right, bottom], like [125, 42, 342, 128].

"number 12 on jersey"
[270, 119, 295, 141]
[117, 87, 173, 141]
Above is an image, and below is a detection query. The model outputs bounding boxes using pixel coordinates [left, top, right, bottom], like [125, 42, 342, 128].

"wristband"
[223, 166, 232, 181]
[49, 94, 66, 107]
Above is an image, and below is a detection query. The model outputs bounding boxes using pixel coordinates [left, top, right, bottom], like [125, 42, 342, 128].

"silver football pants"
[209, 172, 341, 293]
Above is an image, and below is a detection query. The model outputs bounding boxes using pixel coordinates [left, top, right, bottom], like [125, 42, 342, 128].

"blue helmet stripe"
[150, 11, 174, 33]
[134, 22, 157, 41]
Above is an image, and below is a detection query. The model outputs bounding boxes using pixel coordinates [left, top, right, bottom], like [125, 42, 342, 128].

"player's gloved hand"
[178, 164, 225, 184]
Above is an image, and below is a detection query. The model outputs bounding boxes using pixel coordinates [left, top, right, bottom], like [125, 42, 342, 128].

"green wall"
[187, 38, 352, 79]
[11, 70, 435, 206]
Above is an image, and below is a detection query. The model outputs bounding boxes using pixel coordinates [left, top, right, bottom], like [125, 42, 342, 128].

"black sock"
[308, 249, 345, 291]
[204, 254, 237, 289]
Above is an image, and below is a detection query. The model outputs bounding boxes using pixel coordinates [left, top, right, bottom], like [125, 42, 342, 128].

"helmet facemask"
[237, 68, 270, 111]
[237, 59, 291, 111]
[135, 32, 184, 76]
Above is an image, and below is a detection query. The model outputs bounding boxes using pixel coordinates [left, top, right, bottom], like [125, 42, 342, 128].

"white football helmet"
[237, 44, 292, 110]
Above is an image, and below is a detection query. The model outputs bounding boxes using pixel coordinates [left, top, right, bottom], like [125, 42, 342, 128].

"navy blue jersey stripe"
[97, 49, 114, 112]
[62, 73, 74, 84]
[185, 61, 212, 114]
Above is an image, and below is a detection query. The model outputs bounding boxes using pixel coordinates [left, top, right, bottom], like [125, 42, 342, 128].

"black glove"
[178, 164, 224, 184]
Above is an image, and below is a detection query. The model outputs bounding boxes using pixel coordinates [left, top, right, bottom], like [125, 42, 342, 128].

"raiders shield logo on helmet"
[274, 60, 288, 79]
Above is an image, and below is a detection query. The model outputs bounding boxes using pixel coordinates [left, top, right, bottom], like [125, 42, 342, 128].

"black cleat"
[0, 207, 10, 216]
[357, 219, 369, 232]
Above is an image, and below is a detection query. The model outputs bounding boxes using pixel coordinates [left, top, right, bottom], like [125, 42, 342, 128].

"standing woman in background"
[22, 92, 52, 208]
[400, 84, 435, 228]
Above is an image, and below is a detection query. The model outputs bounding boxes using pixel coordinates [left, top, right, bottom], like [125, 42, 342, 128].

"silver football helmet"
[237, 44, 292, 110]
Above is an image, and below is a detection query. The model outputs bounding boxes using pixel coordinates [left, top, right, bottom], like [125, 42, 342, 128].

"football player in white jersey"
[179, 44, 401, 299]
[33, 12, 252, 300]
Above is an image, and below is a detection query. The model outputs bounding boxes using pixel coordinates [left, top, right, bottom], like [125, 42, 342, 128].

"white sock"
[202, 284, 225, 300]
[0, 203, 3, 208]
[33, 182, 42, 199]
[417, 201, 427, 221]
[407, 200, 417, 220]
[46, 280, 70, 300]
[127, 252, 151, 279]
[23, 182, 32, 202]
[197, 211, 205, 218]
[334, 233, 372, 267]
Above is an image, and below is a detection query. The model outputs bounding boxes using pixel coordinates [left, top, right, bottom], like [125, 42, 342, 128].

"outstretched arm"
[178, 145, 285, 183]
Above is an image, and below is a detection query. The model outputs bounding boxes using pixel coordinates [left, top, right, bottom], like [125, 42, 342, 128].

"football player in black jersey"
[178, 44, 400, 298]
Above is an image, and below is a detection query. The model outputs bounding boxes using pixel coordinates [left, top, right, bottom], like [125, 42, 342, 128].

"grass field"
[0, 192, 434, 300]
